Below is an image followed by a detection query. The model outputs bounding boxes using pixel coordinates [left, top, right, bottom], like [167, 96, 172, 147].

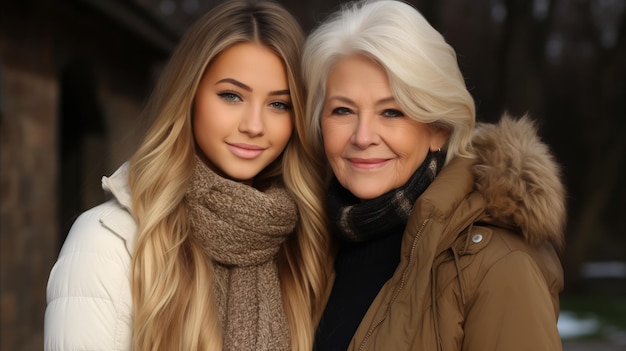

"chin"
[350, 188, 387, 201]
[223, 171, 257, 184]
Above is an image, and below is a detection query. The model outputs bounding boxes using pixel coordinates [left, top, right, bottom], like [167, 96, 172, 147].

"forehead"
[325, 54, 392, 99]
[205, 42, 289, 87]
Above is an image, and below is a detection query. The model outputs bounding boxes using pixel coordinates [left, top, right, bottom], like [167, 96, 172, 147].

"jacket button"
[471, 234, 483, 243]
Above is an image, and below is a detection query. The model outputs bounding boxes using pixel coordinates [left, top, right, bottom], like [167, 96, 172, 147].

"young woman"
[303, 0, 566, 350]
[44, 1, 331, 350]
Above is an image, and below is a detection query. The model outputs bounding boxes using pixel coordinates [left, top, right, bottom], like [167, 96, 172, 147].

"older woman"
[302, 0, 566, 350]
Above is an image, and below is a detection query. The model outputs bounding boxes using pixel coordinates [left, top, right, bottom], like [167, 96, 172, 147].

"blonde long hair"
[128, 1, 332, 349]
[303, 0, 476, 165]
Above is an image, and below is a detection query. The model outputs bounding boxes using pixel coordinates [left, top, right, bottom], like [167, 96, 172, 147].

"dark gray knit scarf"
[327, 150, 445, 242]
[185, 157, 297, 351]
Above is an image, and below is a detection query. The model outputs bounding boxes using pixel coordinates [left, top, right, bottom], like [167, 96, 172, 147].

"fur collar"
[471, 114, 566, 250]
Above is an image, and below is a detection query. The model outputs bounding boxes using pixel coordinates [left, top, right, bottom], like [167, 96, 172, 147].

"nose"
[350, 113, 379, 149]
[238, 103, 265, 136]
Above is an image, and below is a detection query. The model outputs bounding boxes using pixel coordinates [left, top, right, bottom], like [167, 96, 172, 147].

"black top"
[313, 232, 403, 350]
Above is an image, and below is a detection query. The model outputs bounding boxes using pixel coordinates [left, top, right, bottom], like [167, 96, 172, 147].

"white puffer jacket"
[45, 164, 136, 351]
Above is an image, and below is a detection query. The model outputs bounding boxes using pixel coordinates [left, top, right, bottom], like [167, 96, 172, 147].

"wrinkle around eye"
[331, 107, 352, 115]
[382, 109, 404, 118]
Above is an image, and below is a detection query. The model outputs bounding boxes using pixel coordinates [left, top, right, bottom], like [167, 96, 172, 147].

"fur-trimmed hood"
[471, 114, 566, 250]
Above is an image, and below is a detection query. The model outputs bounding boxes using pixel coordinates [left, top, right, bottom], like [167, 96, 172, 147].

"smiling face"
[193, 42, 294, 184]
[321, 54, 449, 200]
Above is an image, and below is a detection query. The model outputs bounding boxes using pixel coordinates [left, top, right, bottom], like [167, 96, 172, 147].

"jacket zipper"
[357, 217, 432, 351]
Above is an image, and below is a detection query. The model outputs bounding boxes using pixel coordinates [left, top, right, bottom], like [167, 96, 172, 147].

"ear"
[430, 125, 451, 152]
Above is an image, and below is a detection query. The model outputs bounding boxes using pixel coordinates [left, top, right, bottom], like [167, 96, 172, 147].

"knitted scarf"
[185, 158, 297, 351]
[327, 150, 445, 242]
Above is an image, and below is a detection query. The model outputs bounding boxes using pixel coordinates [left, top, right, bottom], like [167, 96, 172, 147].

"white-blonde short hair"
[303, 0, 476, 164]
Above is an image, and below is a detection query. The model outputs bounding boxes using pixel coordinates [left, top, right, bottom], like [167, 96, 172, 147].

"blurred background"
[1, 0, 624, 350]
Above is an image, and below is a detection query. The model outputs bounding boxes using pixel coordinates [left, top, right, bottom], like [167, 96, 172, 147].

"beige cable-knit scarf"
[185, 158, 297, 351]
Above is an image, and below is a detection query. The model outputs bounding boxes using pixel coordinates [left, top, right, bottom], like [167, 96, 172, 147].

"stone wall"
[1, 65, 58, 351]
[0, 1, 165, 349]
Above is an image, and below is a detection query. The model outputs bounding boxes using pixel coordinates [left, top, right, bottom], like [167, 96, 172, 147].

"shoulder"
[44, 199, 136, 351]
[471, 114, 566, 250]
[59, 199, 137, 255]
[453, 224, 563, 303]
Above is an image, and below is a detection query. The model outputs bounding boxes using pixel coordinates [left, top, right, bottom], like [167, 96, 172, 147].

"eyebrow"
[216, 78, 290, 97]
[327, 96, 395, 105]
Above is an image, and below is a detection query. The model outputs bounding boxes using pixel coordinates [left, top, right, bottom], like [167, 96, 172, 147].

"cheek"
[192, 112, 209, 142]
[392, 128, 432, 175]
[193, 99, 221, 135]
[405, 149, 429, 173]
[322, 135, 348, 183]
[279, 112, 294, 132]
[323, 142, 341, 172]
[274, 119, 294, 146]
[321, 123, 344, 159]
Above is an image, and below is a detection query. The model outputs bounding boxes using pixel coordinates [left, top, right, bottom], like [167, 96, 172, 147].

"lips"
[347, 157, 390, 169]
[226, 142, 266, 159]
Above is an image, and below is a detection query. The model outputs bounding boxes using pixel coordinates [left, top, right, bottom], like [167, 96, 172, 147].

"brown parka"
[341, 115, 566, 351]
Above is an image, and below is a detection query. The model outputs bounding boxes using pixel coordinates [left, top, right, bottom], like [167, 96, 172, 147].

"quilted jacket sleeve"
[44, 201, 134, 351]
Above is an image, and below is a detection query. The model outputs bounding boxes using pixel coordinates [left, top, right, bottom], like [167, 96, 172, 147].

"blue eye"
[332, 107, 352, 115]
[218, 92, 242, 102]
[382, 109, 404, 118]
[270, 101, 292, 111]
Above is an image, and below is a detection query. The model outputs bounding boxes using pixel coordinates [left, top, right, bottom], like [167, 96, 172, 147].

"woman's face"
[193, 42, 293, 184]
[321, 54, 448, 200]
